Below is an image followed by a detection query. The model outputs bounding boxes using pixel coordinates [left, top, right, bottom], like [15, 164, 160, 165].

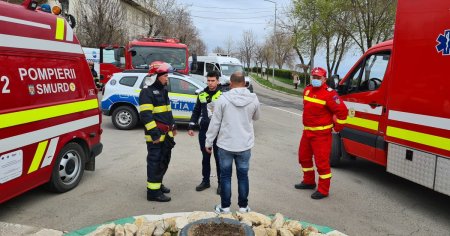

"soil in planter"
[188, 222, 246, 236]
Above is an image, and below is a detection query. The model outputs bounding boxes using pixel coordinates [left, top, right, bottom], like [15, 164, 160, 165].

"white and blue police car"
[101, 71, 206, 130]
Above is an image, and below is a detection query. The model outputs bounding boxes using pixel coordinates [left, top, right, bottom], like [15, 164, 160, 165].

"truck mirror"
[191, 53, 198, 73]
[128, 47, 137, 57]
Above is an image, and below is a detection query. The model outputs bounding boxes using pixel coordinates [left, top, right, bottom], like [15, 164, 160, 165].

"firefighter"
[139, 61, 176, 202]
[188, 71, 223, 194]
[295, 67, 348, 199]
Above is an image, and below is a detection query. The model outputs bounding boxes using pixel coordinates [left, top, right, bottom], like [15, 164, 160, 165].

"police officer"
[188, 71, 222, 194]
[139, 61, 176, 202]
[295, 67, 348, 199]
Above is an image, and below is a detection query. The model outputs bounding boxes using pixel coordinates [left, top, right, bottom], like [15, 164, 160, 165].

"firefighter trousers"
[298, 130, 332, 195]
[146, 134, 175, 195]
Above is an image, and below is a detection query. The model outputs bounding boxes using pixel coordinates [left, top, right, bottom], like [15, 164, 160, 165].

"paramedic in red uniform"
[139, 61, 176, 202]
[295, 67, 348, 199]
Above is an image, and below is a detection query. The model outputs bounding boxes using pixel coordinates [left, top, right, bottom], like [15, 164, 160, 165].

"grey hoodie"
[205, 87, 260, 152]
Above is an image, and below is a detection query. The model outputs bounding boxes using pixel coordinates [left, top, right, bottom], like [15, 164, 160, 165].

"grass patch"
[250, 73, 302, 96]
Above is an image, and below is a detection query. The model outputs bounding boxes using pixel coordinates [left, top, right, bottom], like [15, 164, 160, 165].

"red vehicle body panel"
[0, 2, 102, 203]
[100, 39, 189, 84]
[337, 0, 450, 195]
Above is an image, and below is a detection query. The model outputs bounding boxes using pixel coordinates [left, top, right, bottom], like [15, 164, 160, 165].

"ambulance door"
[339, 51, 391, 165]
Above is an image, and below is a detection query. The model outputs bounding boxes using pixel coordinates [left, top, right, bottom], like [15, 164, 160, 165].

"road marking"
[262, 104, 302, 117]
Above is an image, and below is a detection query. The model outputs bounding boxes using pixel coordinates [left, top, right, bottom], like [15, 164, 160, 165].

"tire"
[111, 106, 138, 130]
[46, 143, 85, 193]
[330, 133, 342, 167]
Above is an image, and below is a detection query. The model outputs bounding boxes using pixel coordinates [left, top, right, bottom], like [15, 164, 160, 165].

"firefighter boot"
[295, 182, 316, 189]
[311, 191, 328, 200]
[147, 189, 171, 202]
[161, 184, 170, 193]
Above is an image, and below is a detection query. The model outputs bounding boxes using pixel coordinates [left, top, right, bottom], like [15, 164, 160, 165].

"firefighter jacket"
[302, 83, 348, 132]
[188, 86, 222, 129]
[139, 79, 174, 141]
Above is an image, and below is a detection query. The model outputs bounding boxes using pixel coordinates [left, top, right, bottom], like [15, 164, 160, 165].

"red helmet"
[148, 61, 173, 75]
[311, 67, 327, 77]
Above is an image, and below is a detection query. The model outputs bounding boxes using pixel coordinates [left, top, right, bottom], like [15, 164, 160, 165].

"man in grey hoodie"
[205, 71, 260, 214]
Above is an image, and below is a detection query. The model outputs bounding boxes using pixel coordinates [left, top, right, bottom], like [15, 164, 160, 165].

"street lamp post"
[264, 0, 276, 86]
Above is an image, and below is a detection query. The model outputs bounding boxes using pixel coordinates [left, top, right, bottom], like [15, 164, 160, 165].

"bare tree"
[212, 46, 225, 54]
[189, 38, 207, 55]
[272, 31, 294, 69]
[260, 40, 273, 80]
[224, 36, 235, 56]
[239, 30, 257, 69]
[75, 0, 127, 47]
[145, 0, 176, 37]
[338, 0, 396, 53]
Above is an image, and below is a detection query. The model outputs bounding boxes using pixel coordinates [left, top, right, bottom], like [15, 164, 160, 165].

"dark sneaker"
[214, 204, 230, 214]
[147, 193, 171, 202]
[196, 182, 210, 191]
[216, 184, 221, 195]
[294, 182, 316, 190]
[161, 184, 170, 194]
[311, 191, 328, 200]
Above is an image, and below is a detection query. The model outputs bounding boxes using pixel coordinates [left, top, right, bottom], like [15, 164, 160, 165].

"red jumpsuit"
[299, 83, 348, 196]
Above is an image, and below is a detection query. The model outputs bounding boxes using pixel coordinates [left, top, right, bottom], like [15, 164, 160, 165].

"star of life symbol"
[436, 30, 450, 55]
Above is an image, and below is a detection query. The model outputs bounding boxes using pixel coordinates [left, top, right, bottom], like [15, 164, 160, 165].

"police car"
[101, 71, 206, 130]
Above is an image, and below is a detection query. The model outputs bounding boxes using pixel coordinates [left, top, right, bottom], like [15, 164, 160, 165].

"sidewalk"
[0, 222, 64, 236]
[250, 73, 304, 95]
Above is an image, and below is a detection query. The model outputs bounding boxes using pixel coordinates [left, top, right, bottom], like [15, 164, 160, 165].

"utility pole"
[264, 0, 276, 86]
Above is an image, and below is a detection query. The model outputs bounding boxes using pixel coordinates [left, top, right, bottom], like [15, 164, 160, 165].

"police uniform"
[139, 78, 175, 201]
[189, 86, 222, 191]
[297, 67, 348, 199]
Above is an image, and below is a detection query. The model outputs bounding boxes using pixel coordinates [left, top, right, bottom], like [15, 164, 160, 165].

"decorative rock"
[187, 211, 217, 223]
[271, 213, 285, 230]
[279, 228, 294, 236]
[302, 226, 319, 236]
[134, 217, 148, 228]
[241, 219, 253, 227]
[218, 213, 235, 220]
[88, 223, 115, 236]
[238, 212, 272, 227]
[114, 225, 125, 236]
[152, 221, 166, 236]
[162, 217, 177, 233]
[175, 216, 189, 231]
[265, 228, 277, 236]
[253, 226, 266, 236]
[308, 233, 325, 236]
[136, 222, 155, 236]
[162, 232, 171, 236]
[123, 223, 138, 236]
[284, 220, 302, 236]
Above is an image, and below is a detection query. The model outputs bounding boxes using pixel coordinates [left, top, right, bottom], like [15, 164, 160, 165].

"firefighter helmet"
[148, 61, 173, 75]
[311, 67, 327, 77]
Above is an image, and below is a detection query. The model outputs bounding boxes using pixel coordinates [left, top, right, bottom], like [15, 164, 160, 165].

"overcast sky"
[179, 0, 360, 75]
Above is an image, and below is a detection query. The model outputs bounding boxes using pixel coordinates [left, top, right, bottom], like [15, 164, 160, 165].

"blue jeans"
[218, 147, 251, 208]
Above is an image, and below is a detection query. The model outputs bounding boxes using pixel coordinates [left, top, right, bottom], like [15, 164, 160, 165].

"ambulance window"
[206, 63, 215, 73]
[359, 53, 390, 92]
[169, 78, 197, 95]
[119, 76, 138, 87]
[192, 62, 204, 75]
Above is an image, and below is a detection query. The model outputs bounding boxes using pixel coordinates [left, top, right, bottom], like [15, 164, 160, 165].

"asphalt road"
[0, 81, 449, 235]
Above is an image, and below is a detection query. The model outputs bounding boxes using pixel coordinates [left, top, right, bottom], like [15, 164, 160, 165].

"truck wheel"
[330, 133, 342, 167]
[46, 143, 85, 193]
[112, 106, 138, 130]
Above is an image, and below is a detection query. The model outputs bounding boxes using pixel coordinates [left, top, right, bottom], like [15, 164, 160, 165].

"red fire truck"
[0, 0, 103, 203]
[99, 37, 190, 84]
[332, 0, 450, 196]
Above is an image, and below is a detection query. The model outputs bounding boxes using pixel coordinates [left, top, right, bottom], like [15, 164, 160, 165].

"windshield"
[220, 64, 244, 76]
[131, 46, 187, 70]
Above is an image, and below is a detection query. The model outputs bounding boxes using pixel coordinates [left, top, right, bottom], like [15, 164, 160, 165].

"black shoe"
[161, 184, 170, 193]
[294, 182, 316, 189]
[216, 184, 221, 195]
[311, 191, 328, 200]
[196, 182, 210, 191]
[147, 193, 171, 202]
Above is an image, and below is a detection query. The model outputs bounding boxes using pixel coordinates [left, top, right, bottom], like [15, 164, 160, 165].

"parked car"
[101, 71, 206, 130]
